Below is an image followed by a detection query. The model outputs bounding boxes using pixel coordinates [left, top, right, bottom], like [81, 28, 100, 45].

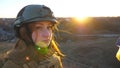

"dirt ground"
[60, 37, 120, 68]
[0, 37, 120, 68]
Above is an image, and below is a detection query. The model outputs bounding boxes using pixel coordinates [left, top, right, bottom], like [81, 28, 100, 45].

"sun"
[75, 16, 87, 21]
[73, 16, 88, 24]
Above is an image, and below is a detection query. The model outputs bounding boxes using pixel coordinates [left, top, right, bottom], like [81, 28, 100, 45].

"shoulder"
[0, 58, 7, 68]
[0, 58, 6, 68]
[2, 60, 21, 68]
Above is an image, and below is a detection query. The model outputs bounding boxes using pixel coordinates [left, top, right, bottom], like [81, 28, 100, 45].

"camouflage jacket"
[1, 40, 63, 68]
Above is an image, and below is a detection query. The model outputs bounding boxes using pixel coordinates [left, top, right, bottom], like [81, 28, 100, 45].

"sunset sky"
[0, 0, 120, 18]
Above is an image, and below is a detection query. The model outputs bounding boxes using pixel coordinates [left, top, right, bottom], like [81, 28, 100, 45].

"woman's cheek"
[32, 31, 39, 43]
[32, 32, 36, 42]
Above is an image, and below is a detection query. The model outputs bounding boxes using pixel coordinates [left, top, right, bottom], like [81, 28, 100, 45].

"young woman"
[2, 4, 64, 68]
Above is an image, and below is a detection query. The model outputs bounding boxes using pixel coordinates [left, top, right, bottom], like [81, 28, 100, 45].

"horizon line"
[1, 16, 120, 18]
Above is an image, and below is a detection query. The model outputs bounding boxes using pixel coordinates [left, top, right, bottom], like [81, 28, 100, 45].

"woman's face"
[29, 21, 53, 47]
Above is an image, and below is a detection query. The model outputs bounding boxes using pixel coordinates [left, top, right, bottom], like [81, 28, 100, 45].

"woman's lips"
[43, 40, 49, 43]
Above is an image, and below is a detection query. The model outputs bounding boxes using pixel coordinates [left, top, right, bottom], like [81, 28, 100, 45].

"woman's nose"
[42, 29, 50, 37]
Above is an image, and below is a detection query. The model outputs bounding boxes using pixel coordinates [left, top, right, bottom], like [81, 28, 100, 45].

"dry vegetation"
[0, 35, 120, 68]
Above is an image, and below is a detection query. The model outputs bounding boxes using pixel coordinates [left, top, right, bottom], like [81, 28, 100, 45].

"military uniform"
[2, 40, 63, 68]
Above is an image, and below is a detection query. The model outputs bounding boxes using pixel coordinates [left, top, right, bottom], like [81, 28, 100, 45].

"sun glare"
[73, 16, 88, 24]
[75, 17, 86, 21]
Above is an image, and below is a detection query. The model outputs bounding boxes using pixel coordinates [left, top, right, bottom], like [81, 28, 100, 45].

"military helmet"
[14, 4, 58, 27]
[14, 4, 58, 38]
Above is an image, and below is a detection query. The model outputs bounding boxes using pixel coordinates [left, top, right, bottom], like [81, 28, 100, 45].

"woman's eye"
[36, 27, 42, 30]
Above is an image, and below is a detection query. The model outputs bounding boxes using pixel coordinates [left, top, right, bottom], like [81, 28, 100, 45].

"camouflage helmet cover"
[14, 4, 58, 27]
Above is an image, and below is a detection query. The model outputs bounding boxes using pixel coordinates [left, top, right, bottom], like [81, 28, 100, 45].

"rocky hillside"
[0, 18, 15, 42]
